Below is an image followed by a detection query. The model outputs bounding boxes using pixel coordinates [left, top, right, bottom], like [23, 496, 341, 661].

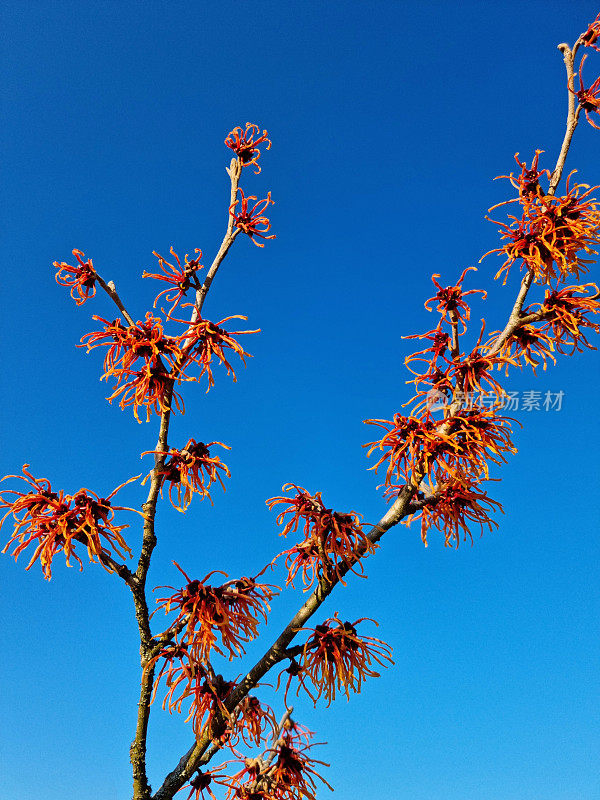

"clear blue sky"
[2, 2, 599, 799]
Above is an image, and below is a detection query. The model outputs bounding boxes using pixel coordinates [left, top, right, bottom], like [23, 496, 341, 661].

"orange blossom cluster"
[0, 465, 138, 579]
[153, 561, 278, 663]
[230, 189, 275, 247]
[142, 438, 231, 511]
[280, 614, 393, 708]
[226, 729, 332, 800]
[267, 485, 375, 589]
[225, 123, 272, 174]
[482, 155, 600, 284]
[54, 249, 97, 305]
[79, 311, 257, 421]
[143, 247, 204, 315]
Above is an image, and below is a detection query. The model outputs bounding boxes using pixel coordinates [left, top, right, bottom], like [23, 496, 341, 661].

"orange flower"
[447, 322, 515, 398]
[448, 352, 507, 399]
[482, 174, 600, 284]
[154, 562, 277, 662]
[54, 249, 97, 305]
[107, 361, 184, 423]
[423, 267, 487, 332]
[148, 643, 236, 737]
[293, 614, 393, 707]
[185, 768, 231, 800]
[229, 695, 276, 749]
[407, 475, 503, 547]
[490, 151, 549, 205]
[0, 466, 138, 579]
[535, 283, 600, 354]
[404, 370, 456, 418]
[146, 642, 198, 707]
[403, 326, 450, 377]
[364, 414, 440, 484]
[227, 732, 332, 800]
[484, 324, 556, 373]
[580, 12, 600, 51]
[180, 672, 236, 737]
[440, 409, 518, 479]
[264, 738, 332, 800]
[276, 658, 316, 709]
[225, 123, 272, 174]
[267, 485, 375, 589]
[81, 313, 182, 378]
[142, 439, 230, 511]
[176, 314, 259, 390]
[143, 247, 204, 315]
[365, 408, 517, 485]
[229, 189, 275, 247]
[572, 54, 600, 129]
[80, 313, 187, 421]
[402, 327, 454, 413]
[280, 717, 314, 748]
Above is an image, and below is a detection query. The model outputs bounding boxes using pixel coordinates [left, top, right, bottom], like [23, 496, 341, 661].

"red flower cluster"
[423, 267, 487, 332]
[154, 561, 278, 662]
[175, 314, 259, 390]
[82, 313, 181, 374]
[267, 485, 375, 589]
[580, 12, 600, 51]
[366, 409, 517, 486]
[572, 55, 600, 130]
[81, 312, 183, 421]
[142, 439, 231, 511]
[54, 249, 97, 305]
[533, 283, 600, 354]
[0, 466, 138, 579]
[288, 614, 394, 707]
[147, 644, 277, 751]
[225, 123, 272, 174]
[483, 161, 600, 284]
[367, 140, 600, 551]
[226, 730, 332, 800]
[409, 475, 503, 547]
[80, 311, 257, 419]
[143, 247, 204, 315]
[230, 189, 275, 247]
[147, 643, 236, 737]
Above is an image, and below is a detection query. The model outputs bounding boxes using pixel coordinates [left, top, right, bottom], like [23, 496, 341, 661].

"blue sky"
[1, 2, 599, 799]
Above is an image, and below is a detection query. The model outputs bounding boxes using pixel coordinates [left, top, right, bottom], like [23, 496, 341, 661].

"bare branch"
[448, 309, 460, 359]
[129, 155, 249, 799]
[95, 274, 136, 326]
[550, 43, 581, 194]
[193, 158, 243, 318]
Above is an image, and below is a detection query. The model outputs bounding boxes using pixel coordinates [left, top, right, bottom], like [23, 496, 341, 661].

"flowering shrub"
[2, 13, 600, 800]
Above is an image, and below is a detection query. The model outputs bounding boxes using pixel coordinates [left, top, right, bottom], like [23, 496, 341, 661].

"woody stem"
[129, 158, 247, 800]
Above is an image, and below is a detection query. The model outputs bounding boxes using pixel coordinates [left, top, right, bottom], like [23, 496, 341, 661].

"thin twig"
[549, 43, 581, 194]
[488, 34, 584, 356]
[193, 159, 243, 318]
[448, 309, 460, 359]
[95, 274, 136, 326]
[129, 157, 247, 800]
